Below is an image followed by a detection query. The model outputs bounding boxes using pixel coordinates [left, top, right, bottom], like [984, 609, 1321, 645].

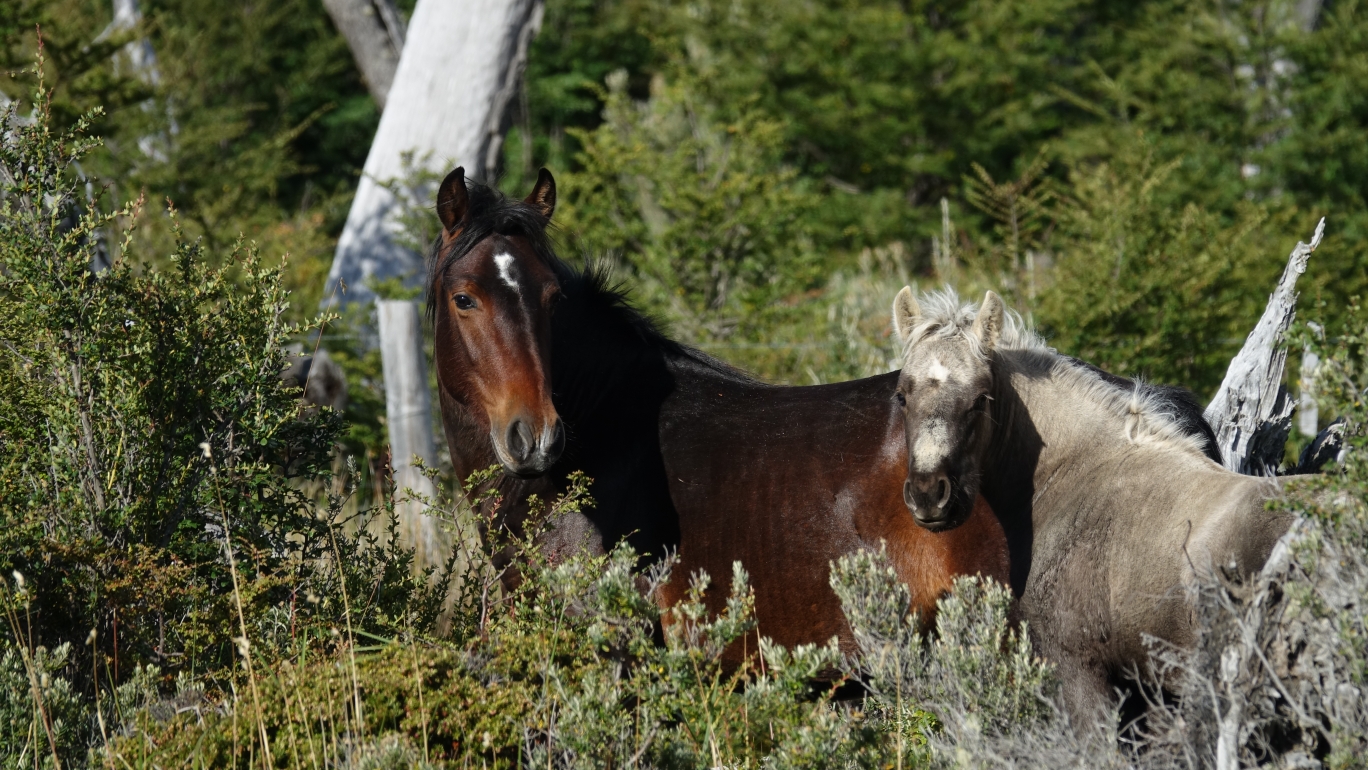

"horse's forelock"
[425, 179, 563, 322]
[898, 288, 1045, 367]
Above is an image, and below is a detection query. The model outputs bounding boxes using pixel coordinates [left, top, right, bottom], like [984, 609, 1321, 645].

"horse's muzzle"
[498, 418, 565, 478]
[904, 475, 956, 530]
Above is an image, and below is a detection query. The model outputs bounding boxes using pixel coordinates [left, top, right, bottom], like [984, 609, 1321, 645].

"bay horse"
[889, 287, 1296, 719]
[428, 166, 1010, 655]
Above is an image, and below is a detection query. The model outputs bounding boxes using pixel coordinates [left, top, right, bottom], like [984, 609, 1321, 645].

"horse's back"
[658, 364, 1009, 652]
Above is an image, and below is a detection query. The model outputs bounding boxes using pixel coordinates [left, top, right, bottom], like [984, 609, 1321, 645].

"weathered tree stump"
[1204, 219, 1324, 475]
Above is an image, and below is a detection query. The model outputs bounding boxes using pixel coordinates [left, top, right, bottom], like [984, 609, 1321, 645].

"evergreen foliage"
[521, 0, 1366, 393]
[4, 1, 1368, 767]
[6, 0, 1367, 394]
[0, 0, 376, 312]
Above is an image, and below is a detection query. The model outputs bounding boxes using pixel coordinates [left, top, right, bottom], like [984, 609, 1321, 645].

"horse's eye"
[971, 394, 990, 413]
[454, 294, 476, 311]
[895, 391, 907, 407]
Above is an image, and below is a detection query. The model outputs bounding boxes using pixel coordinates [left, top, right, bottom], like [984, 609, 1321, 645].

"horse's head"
[891, 287, 1005, 531]
[429, 166, 565, 478]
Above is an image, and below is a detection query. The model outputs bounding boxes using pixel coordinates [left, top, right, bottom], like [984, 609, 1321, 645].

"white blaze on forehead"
[493, 252, 519, 292]
[926, 356, 950, 383]
[912, 417, 950, 472]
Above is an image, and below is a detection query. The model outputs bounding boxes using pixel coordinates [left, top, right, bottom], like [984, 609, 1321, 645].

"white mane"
[900, 288, 1211, 459]
[899, 287, 1049, 357]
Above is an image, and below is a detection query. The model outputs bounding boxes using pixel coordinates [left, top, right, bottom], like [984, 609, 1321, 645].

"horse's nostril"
[549, 420, 566, 455]
[936, 477, 951, 509]
[506, 420, 534, 462]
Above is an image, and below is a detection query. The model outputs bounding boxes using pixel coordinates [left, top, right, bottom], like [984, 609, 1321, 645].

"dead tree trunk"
[1298, 322, 1322, 438]
[108, 0, 161, 87]
[325, 0, 544, 307]
[1204, 218, 1324, 475]
[326, 0, 545, 572]
[102, 0, 177, 159]
[321, 0, 406, 109]
[376, 300, 446, 571]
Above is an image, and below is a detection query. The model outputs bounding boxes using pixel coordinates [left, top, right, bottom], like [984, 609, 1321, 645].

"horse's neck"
[983, 352, 1219, 526]
[992, 360, 1129, 472]
[549, 301, 673, 443]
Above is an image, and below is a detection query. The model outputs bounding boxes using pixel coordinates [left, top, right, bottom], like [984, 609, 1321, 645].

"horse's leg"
[1049, 651, 1116, 728]
[1021, 546, 1120, 728]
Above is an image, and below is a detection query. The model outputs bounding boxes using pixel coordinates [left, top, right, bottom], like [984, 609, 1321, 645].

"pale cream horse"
[890, 287, 1296, 720]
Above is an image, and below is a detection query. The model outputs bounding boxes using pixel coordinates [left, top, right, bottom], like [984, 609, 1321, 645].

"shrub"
[103, 509, 881, 769]
[559, 70, 823, 353]
[0, 60, 457, 768]
[103, 489, 1088, 769]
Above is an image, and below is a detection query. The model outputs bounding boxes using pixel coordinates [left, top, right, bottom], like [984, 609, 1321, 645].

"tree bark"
[321, 0, 406, 110]
[109, 0, 162, 87]
[324, 0, 544, 307]
[326, 0, 544, 577]
[377, 300, 446, 572]
[1204, 219, 1324, 475]
[1296, 0, 1325, 31]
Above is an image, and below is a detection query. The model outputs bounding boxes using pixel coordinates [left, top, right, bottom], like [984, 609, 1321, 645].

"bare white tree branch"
[321, 0, 406, 109]
[1205, 218, 1324, 475]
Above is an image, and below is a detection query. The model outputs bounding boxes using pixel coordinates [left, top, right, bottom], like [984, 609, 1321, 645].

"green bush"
[970, 135, 1298, 394]
[0, 63, 458, 768]
[560, 70, 823, 345]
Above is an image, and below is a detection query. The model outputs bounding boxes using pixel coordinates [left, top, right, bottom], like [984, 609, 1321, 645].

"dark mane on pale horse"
[894, 287, 1291, 722]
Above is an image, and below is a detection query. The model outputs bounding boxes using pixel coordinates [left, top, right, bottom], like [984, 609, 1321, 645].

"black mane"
[424, 175, 752, 387]
[553, 261, 757, 387]
[1066, 356, 1222, 463]
[422, 180, 754, 563]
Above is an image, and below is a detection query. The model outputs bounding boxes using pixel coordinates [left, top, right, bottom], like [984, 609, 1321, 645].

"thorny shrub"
[98, 494, 1062, 769]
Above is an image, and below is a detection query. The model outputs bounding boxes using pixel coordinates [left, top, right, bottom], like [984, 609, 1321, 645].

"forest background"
[8, 0, 1365, 445]
[4, 1, 1368, 766]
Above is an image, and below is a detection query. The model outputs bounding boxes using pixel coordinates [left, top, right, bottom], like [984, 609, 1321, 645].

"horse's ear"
[973, 290, 1005, 352]
[891, 286, 920, 344]
[437, 166, 469, 232]
[524, 167, 556, 220]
